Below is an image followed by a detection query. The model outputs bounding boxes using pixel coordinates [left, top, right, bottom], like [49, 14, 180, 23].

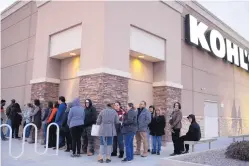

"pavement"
[0, 137, 246, 166]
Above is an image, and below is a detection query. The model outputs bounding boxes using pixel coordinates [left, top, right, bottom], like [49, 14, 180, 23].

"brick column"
[79, 73, 129, 151]
[153, 86, 181, 143]
[79, 73, 129, 111]
[31, 82, 59, 106]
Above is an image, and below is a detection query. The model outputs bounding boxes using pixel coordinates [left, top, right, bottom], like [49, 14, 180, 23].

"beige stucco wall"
[1, 2, 37, 107]
[128, 57, 153, 107]
[59, 56, 80, 102]
[181, 8, 249, 135]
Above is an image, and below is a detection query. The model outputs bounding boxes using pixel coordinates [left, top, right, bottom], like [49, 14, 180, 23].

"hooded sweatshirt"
[83, 99, 97, 127]
[61, 102, 73, 132]
[67, 98, 85, 128]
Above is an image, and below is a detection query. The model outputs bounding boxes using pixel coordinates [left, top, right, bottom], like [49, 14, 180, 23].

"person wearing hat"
[175, 114, 201, 154]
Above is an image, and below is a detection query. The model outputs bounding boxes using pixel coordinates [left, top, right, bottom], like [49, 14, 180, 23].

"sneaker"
[134, 151, 140, 155]
[65, 149, 70, 152]
[151, 151, 156, 154]
[121, 158, 131, 162]
[170, 153, 177, 156]
[71, 154, 77, 157]
[111, 152, 117, 156]
[87, 152, 94, 156]
[76, 154, 81, 157]
[181, 151, 189, 154]
[148, 149, 151, 152]
[141, 153, 148, 157]
[59, 146, 65, 150]
[98, 159, 104, 163]
[106, 159, 111, 163]
[157, 152, 160, 155]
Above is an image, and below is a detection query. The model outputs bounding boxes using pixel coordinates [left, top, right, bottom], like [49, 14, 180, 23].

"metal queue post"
[0, 123, 60, 159]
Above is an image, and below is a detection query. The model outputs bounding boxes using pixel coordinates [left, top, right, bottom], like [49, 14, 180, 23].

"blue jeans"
[43, 123, 47, 144]
[25, 123, 31, 138]
[6, 119, 12, 137]
[124, 133, 135, 161]
[113, 132, 124, 153]
[100, 136, 113, 145]
[152, 136, 162, 153]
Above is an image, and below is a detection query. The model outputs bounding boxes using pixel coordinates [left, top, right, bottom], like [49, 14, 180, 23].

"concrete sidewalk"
[0, 137, 245, 166]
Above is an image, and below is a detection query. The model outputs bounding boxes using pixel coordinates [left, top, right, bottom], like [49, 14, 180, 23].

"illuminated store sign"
[185, 14, 249, 72]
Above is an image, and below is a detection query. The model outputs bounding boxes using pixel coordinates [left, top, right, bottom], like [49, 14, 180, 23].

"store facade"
[1, 1, 249, 141]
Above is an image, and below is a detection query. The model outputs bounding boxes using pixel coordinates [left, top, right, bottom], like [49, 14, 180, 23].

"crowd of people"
[0, 97, 201, 163]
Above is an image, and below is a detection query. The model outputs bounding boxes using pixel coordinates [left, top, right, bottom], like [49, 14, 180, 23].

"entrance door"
[204, 101, 219, 138]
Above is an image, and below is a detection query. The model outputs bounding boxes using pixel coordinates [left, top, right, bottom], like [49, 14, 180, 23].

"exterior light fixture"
[138, 55, 144, 58]
[69, 52, 76, 56]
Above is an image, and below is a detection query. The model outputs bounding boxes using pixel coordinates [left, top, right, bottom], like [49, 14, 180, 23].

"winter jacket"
[55, 102, 67, 126]
[67, 98, 85, 128]
[10, 104, 22, 125]
[30, 106, 42, 130]
[6, 104, 13, 119]
[97, 106, 119, 137]
[169, 110, 182, 129]
[185, 115, 201, 141]
[137, 108, 151, 132]
[23, 107, 33, 124]
[149, 115, 166, 136]
[42, 108, 50, 122]
[83, 99, 97, 127]
[121, 109, 137, 134]
[61, 103, 72, 132]
[115, 108, 125, 133]
[47, 108, 58, 124]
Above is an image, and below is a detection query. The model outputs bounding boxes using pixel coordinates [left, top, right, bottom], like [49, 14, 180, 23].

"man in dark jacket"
[5, 99, 15, 137]
[82, 99, 97, 156]
[10, 103, 22, 139]
[176, 114, 201, 154]
[55, 96, 67, 148]
[61, 102, 72, 152]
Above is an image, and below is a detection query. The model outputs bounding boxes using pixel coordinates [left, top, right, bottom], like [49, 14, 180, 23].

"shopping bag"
[91, 124, 100, 136]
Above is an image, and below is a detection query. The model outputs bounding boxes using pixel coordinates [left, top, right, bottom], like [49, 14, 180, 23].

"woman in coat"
[149, 108, 166, 155]
[121, 103, 137, 162]
[47, 101, 59, 148]
[97, 103, 119, 163]
[67, 98, 85, 157]
[29, 99, 42, 144]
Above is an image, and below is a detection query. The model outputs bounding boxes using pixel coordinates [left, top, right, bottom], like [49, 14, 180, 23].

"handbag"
[91, 124, 100, 136]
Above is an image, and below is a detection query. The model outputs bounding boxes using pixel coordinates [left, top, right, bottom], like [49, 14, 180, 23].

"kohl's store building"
[1, 1, 249, 141]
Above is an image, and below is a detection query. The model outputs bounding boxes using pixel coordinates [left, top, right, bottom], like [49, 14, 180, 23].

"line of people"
[1, 97, 201, 163]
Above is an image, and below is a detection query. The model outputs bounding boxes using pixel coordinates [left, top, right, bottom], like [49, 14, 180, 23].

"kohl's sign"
[185, 14, 249, 72]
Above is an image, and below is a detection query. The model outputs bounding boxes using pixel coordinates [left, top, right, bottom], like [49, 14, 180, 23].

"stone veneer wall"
[31, 82, 59, 106]
[153, 86, 182, 143]
[79, 73, 128, 151]
[79, 73, 129, 112]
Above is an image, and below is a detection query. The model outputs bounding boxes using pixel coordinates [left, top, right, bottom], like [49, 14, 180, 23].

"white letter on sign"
[209, 30, 226, 59]
[239, 48, 248, 71]
[226, 39, 240, 66]
[188, 15, 210, 52]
